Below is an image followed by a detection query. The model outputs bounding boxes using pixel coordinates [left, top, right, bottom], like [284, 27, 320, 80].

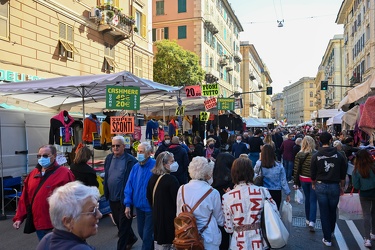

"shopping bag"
[294, 189, 304, 204]
[261, 199, 289, 249]
[23, 205, 36, 234]
[281, 201, 292, 232]
[338, 192, 363, 220]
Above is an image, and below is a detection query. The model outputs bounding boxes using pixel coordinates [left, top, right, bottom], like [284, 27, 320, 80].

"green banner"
[106, 86, 140, 110]
[217, 98, 235, 110]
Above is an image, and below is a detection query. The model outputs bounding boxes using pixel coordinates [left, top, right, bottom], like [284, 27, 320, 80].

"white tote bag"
[281, 201, 293, 232]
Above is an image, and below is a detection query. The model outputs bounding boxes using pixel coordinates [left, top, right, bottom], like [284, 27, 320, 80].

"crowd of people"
[10, 125, 375, 249]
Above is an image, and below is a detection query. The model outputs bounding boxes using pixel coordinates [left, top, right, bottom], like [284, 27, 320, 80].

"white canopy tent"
[326, 111, 345, 126]
[244, 117, 267, 128]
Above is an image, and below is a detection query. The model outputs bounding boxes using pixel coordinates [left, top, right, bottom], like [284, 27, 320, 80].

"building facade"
[0, 0, 153, 84]
[152, 0, 243, 97]
[271, 92, 284, 122]
[283, 77, 315, 126]
[239, 42, 272, 118]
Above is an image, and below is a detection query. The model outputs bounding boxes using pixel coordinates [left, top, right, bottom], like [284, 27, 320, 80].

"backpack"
[173, 186, 213, 250]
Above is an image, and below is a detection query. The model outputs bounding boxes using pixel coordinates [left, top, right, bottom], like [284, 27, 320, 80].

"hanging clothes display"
[100, 116, 112, 146]
[183, 115, 192, 133]
[49, 110, 75, 145]
[146, 119, 159, 140]
[83, 114, 100, 143]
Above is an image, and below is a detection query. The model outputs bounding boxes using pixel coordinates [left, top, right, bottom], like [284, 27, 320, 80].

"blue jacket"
[124, 157, 155, 212]
[36, 229, 94, 250]
[256, 160, 291, 195]
[232, 142, 248, 158]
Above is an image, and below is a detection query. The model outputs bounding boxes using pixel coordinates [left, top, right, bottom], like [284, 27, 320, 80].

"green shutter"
[164, 27, 169, 39]
[152, 28, 156, 42]
[178, 0, 186, 13]
[178, 25, 186, 39]
[156, 1, 164, 15]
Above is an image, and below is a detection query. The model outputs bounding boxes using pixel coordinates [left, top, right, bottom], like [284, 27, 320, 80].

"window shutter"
[67, 25, 73, 42]
[59, 23, 66, 39]
[164, 27, 169, 39]
[152, 28, 156, 42]
[178, 25, 186, 39]
[141, 14, 147, 38]
[178, 0, 186, 13]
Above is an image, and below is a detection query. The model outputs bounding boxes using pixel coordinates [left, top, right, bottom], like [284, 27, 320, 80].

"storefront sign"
[200, 111, 210, 121]
[110, 116, 134, 134]
[185, 85, 201, 97]
[201, 83, 219, 96]
[204, 97, 217, 110]
[217, 98, 235, 111]
[106, 86, 140, 110]
[0, 69, 43, 82]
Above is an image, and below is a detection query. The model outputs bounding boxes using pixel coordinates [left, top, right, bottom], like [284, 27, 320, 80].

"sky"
[228, 0, 344, 94]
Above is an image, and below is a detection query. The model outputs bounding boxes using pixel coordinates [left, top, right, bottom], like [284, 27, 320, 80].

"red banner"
[204, 97, 217, 110]
[185, 85, 201, 98]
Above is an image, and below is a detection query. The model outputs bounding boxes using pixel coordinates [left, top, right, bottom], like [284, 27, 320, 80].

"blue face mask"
[38, 157, 51, 168]
[137, 153, 145, 162]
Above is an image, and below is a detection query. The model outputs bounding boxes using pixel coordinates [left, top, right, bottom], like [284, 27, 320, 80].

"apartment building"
[0, 0, 153, 84]
[271, 93, 284, 122]
[239, 42, 272, 118]
[152, 0, 243, 97]
[283, 77, 315, 126]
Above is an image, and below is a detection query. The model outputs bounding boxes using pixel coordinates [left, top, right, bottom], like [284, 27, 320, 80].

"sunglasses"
[81, 207, 100, 217]
[111, 144, 122, 148]
[36, 154, 51, 159]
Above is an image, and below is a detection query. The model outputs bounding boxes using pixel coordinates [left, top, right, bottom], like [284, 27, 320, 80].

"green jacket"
[352, 168, 375, 198]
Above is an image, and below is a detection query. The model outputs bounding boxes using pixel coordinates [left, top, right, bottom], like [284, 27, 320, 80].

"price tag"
[200, 111, 210, 122]
[185, 85, 202, 98]
[175, 106, 185, 116]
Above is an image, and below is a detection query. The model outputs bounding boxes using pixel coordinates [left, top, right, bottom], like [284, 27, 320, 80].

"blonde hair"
[300, 136, 316, 153]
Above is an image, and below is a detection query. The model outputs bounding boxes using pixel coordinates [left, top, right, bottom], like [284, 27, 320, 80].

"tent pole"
[163, 101, 165, 125]
[0, 115, 6, 220]
[82, 86, 85, 122]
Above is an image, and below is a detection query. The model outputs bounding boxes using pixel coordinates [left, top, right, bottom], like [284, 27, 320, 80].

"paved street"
[0, 186, 369, 250]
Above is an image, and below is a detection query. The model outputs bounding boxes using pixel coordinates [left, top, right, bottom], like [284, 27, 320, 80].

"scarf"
[52, 110, 74, 142]
[206, 147, 214, 159]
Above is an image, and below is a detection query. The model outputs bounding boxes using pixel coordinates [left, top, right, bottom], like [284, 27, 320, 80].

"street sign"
[106, 86, 140, 110]
[201, 83, 219, 96]
[185, 85, 202, 97]
[175, 106, 185, 116]
[217, 98, 235, 110]
[110, 116, 135, 134]
[200, 111, 210, 121]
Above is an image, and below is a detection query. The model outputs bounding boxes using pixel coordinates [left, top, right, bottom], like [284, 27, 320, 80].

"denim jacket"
[254, 160, 290, 195]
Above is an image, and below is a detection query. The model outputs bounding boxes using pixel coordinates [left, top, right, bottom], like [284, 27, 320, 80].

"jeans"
[282, 160, 294, 181]
[136, 208, 154, 250]
[359, 197, 375, 239]
[248, 152, 260, 167]
[109, 201, 137, 250]
[36, 229, 52, 241]
[301, 181, 317, 223]
[315, 182, 340, 242]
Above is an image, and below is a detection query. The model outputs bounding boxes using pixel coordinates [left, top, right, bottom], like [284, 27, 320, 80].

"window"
[164, 27, 169, 39]
[309, 101, 313, 107]
[178, 0, 187, 13]
[103, 44, 117, 72]
[310, 91, 313, 97]
[135, 9, 147, 38]
[156, 1, 164, 15]
[58, 23, 78, 59]
[134, 55, 143, 78]
[178, 25, 187, 39]
[310, 83, 313, 88]
[0, 1, 9, 40]
[152, 27, 169, 42]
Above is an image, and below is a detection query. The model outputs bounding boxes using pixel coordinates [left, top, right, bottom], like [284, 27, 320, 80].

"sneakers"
[288, 180, 294, 184]
[364, 239, 372, 248]
[371, 233, 375, 240]
[305, 219, 309, 226]
[309, 222, 315, 232]
[322, 238, 332, 247]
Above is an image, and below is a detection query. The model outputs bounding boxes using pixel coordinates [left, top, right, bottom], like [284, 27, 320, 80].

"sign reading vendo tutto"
[0, 69, 43, 82]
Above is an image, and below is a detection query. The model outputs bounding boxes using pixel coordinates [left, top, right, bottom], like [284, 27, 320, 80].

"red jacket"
[13, 162, 75, 230]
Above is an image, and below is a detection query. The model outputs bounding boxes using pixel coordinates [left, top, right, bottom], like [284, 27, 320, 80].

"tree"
[153, 40, 205, 86]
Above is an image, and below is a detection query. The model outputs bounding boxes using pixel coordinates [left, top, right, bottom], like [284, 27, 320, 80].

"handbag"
[260, 188, 289, 249]
[338, 188, 363, 220]
[253, 166, 264, 186]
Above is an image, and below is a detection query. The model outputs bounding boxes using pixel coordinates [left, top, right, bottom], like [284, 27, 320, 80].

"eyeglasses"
[81, 207, 100, 217]
[36, 154, 51, 159]
[111, 144, 122, 148]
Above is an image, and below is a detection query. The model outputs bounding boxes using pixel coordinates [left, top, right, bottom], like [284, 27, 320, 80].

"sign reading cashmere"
[106, 86, 140, 110]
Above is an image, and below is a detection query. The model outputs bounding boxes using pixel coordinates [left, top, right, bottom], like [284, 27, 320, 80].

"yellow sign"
[200, 111, 210, 122]
[201, 83, 219, 96]
[175, 106, 185, 116]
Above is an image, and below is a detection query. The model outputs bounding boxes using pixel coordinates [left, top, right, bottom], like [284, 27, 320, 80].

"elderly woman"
[70, 146, 99, 187]
[36, 181, 102, 250]
[176, 156, 224, 250]
[222, 157, 276, 250]
[204, 138, 220, 162]
[147, 151, 180, 250]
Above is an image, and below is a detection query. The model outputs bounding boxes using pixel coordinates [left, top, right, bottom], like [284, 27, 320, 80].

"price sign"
[185, 85, 202, 98]
[175, 106, 185, 116]
[106, 86, 140, 110]
[201, 83, 219, 96]
[204, 97, 217, 110]
[200, 111, 210, 122]
[217, 98, 235, 111]
[110, 116, 135, 134]
[124, 136, 131, 149]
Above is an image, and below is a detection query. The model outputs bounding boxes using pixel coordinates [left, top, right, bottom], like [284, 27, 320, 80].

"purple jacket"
[280, 139, 295, 161]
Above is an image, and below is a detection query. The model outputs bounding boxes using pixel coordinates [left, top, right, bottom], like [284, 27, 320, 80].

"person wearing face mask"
[165, 136, 189, 185]
[204, 138, 220, 162]
[154, 135, 171, 159]
[13, 145, 75, 241]
[124, 142, 156, 250]
[232, 134, 249, 159]
[176, 157, 224, 249]
[146, 152, 180, 250]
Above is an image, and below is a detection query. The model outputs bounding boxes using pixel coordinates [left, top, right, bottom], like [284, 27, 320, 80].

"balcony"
[219, 58, 228, 66]
[350, 75, 361, 85]
[233, 53, 242, 63]
[89, 7, 133, 41]
[205, 73, 219, 83]
[249, 73, 256, 81]
[226, 66, 233, 72]
[204, 20, 219, 35]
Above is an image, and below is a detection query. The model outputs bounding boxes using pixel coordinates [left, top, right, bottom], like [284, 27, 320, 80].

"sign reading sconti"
[106, 86, 140, 110]
[217, 98, 235, 111]
[0, 69, 43, 82]
[201, 83, 219, 96]
[110, 116, 135, 134]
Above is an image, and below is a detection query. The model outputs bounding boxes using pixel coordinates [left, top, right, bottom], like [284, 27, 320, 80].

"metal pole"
[0, 115, 6, 220]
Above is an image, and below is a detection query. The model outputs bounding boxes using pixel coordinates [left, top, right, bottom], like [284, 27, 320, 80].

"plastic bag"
[338, 193, 363, 220]
[294, 189, 304, 204]
[281, 201, 292, 232]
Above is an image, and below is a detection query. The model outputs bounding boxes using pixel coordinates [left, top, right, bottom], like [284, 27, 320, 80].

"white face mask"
[236, 140, 241, 144]
[169, 162, 179, 172]
[165, 140, 170, 144]
[207, 177, 213, 186]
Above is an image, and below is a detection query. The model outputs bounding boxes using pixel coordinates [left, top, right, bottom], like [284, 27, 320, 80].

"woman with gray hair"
[36, 181, 102, 250]
[147, 151, 180, 249]
[176, 156, 224, 249]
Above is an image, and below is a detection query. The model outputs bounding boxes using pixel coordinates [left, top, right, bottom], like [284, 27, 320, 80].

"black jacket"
[70, 162, 99, 187]
[36, 229, 94, 250]
[167, 144, 189, 185]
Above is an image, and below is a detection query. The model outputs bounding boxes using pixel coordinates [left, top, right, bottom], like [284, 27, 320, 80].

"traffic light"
[321, 81, 328, 90]
[266, 87, 272, 95]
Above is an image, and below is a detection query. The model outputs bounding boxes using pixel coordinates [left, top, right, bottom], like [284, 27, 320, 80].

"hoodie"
[167, 144, 189, 185]
[310, 147, 347, 183]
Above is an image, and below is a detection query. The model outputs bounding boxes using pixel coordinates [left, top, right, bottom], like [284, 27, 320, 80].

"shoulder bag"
[253, 166, 264, 186]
